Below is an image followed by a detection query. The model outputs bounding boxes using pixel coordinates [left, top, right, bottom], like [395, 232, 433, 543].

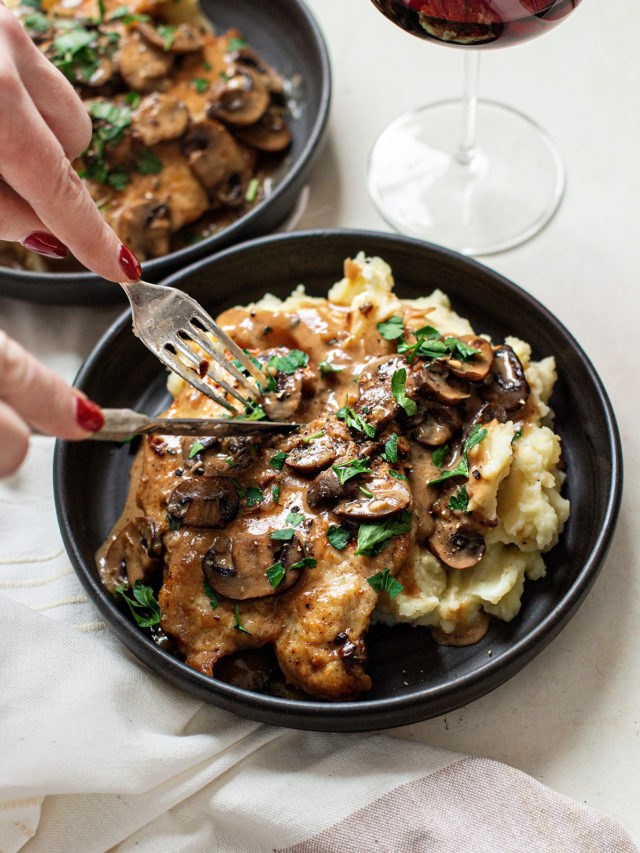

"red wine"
[370, 0, 582, 48]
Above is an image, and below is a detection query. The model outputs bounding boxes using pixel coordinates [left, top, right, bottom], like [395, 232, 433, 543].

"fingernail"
[119, 244, 142, 281]
[21, 231, 68, 259]
[76, 396, 104, 432]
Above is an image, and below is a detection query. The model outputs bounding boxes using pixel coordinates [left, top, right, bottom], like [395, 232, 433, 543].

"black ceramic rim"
[54, 229, 624, 731]
[0, 0, 331, 303]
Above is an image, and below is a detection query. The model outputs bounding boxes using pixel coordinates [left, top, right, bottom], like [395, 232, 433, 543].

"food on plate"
[97, 254, 570, 700]
[2, 0, 291, 270]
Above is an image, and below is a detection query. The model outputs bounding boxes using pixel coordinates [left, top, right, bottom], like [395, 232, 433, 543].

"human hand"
[0, 3, 141, 281]
[0, 331, 104, 477]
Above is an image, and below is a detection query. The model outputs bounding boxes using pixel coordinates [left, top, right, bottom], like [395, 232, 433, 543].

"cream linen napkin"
[1, 439, 637, 853]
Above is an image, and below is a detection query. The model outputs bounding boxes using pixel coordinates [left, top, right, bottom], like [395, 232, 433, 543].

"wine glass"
[367, 0, 583, 255]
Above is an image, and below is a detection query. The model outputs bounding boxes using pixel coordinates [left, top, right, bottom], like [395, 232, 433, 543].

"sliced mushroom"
[262, 371, 303, 421]
[481, 345, 530, 412]
[334, 468, 411, 521]
[464, 401, 508, 436]
[202, 532, 306, 599]
[118, 32, 174, 92]
[428, 519, 485, 569]
[207, 66, 270, 126]
[139, 21, 204, 54]
[86, 54, 115, 88]
[167, 477, 239, 528]
[286, 434, 340, 474]
[226, 46, 285, 95]
[412, 404, 463, 447]
[234, 107, 291, 152]
[416, 361, 470, 406]
[104, 517, 162, 589]
[446, 335, 493, 382]
[114, 198, 171, 260]
[131, 93, 190, 146]
[307, 467, 355, 508]
[182, 435, 218, 466]
[354, 356, 418, 431]
[181, 119, 250, 198]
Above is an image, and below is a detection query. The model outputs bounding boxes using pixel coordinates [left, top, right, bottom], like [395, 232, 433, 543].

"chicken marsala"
[97, 255, 569, 700]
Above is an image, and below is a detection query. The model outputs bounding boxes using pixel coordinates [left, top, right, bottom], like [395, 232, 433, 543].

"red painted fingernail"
[119, 244, 142, 281]
[76, 396, 104, 432]
[21, 231, 68, 259]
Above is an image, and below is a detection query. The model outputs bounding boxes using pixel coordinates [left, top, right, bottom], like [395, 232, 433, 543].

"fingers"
[0, 180, 68, 258]
[0, 399, 30, 479]
[0, 6, 92, 160]
[0, 331, 104, 441]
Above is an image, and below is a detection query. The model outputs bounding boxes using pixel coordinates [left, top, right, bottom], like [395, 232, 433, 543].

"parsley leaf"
[266, 561, 285, 588]
[245, 177, 259, 202]
[285, 511, 305, 527]
[367, 568, 404, 599]
[272, 485, 280, 503]
[327, 524, 351, 551]
[512, 428, 523, 443]
[125, 90, 141, 108]
[448, 484, 470, 513]
[319, 360, 343, 378]
[268, 349, 309, 375]
[203, 579, 219, 611]
[466, 424, 488, 452]
[114, 580, 160, 627]
[332, 458, 372, 486]
[359, 485, 373, 498]
[431, 444, 450, 469]
[110, 6, 150, 23]
[304, 431, 324, 442]
[192, 77, 210, 94]
[383, 433, 398, 464]
[270, 528, 295, 541]
[428, 425, 488, 485]
[157, 24, 177, 51]
[23, 12, 48, 34]
[245, 487, 264, 507]
[377, 315, 404, 340]
[389, 470, 408, 481]
[391, 368, 418, 416]
[188, 440, 205, 459]
[233, 601, 251, 634]
[228, 36, 247, 50]
[355, 510, 412, 557]
[290, 557, 317, 570]
[136, 149, 163, 175]
[444, 336, 481, 361]
[336, 400, 375, 438]
[270, 451, 288, 471]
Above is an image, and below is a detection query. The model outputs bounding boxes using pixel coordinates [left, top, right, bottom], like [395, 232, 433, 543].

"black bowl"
[0, 0, 330, 305]
[54, 230, 623, 731]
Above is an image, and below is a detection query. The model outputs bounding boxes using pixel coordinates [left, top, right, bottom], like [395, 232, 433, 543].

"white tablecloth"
[1, 0, 639, 848]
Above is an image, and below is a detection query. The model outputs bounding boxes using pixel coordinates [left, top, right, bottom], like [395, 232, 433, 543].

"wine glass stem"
[457, 51, 480, 166]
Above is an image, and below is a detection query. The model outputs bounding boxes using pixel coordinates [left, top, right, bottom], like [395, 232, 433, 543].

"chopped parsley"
[268, 349, 309, 375]
[428, 425, 488, 485]
[512, 428, 523, 443]
[266, 561, 285, 588]
[203, 579, 219, 611]
[327, 524, 351, 551]
[192, 77, 210, 94]
[233, 601, 251, 634]
[157, 24, 177, 51]
[270, 528, 296, 541]
[383, 433, 398, 464]
[228, 36, 247, 50]
[23, 12, 48, 34]
[110, 6, 150, 23]
[359, 485, 374, 498]
[355, 510, 412, 557]
[431, 444, 450, 469]
[333, 458, 372, 486]
[114, 580, 160, 627]
[285, 511, 305, 527]
[230, 478, 246, 499]
[367, 568, 404, 599]
[272, 484, 281, 503]
[242, 399, 267, 421]
[290, 557, 317, 570]
[388, 470, 408, 481]
[448, 484, 470, 513]
[319, 360, 343, 378]
[125, 90, 141, 108]
[336, 399, 375, 438]
[136, 149, 163, 175]
[245, 487, 264, 507]
[188, 440, 205, 459]
[269, 451, 289, 471]
[377, 315, 405, 340]
[391, 368, 418, 416]
[88, 100, 131, 143]
[304, 431, 324, 442]
[245, 177, 259, 202]
[444, 336, 481, 361]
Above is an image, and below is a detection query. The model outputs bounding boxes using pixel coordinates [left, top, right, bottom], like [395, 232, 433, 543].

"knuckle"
[0, 331, 28, 396]
[0, 428, 29, 478]
[49, 157, 87, 209]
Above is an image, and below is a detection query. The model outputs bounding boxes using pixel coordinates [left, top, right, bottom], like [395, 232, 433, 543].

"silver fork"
[120, 280, 268, 417]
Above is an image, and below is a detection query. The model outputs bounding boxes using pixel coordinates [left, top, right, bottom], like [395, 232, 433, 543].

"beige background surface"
[0, 0, 637, 843]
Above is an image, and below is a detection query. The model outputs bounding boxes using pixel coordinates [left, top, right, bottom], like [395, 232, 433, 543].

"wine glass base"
[367, 99, 565, 256]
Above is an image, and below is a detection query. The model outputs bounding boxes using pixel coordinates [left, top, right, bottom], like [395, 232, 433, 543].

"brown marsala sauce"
[97, 266, 533, 699]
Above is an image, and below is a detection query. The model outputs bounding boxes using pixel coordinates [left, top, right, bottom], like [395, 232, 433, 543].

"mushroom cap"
[202, 532, 307, 599]
[307, 466, 355, 508]
[286, 434, 341, 475]
[428, 519, 485, 569]
[333, 470, 411, 521]
[234, 107, 292, 153]
[182, 119, 250, 196]
[226, 46, 285, 95]
[207, 66, 270, 127]
[139, 21, 205, 54]
[481, 345, 530, 412]
[118, 32, 173, 92]
[114, 198, 171, 261]
[412, 404, 464, 447]
[167, 476, 240, 528]
[446, 335, 494, 382]
[262, 365, 304, 421]
[416, 361, 470, 406]
[104, 517, 162, 590]
[131, 93, 189, 146]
